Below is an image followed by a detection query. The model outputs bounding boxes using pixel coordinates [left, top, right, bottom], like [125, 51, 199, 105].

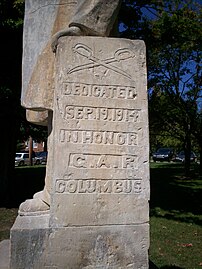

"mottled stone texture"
[10, 36, 149, 268]
[21, 0, 77, 124]
[11, 217, 149, 268]
[21, 0, 120, 125]
[51, 36, 149, 228]
[10, 215, 51, 269]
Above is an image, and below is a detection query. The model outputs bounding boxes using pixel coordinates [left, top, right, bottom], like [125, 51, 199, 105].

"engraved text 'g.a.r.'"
[69, 154, 137, 169]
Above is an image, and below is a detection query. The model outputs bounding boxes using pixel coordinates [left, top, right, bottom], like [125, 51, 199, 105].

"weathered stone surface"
[10, 217, 149, 269]
[46, 224, 149, 269]
[0, 240, 10, 269]
[10, 36, 149, 269]
[10, 215, 50, 269]
[21, 0, 121, 124]
[21, 0, 77, 123]
[51, 36, 149, 229]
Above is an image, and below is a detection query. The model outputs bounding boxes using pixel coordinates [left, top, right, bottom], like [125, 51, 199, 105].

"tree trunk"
[184, 128, 191, 177]
[29, 136, 33, 166]
[44, 138, 48, 152]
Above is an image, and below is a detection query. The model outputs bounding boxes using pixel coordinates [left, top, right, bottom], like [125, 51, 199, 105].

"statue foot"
[51, 26, 82, 53]
[33, 189, 50, 205]
[18, 198, 50, 216]
[33, 190, 44, 200]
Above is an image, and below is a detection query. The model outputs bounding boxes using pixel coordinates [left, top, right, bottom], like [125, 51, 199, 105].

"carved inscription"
[64, 105, 140, 122]
[68, 43, 135, 80]
[62, 82, 137, 100]
[69, 154, 137, 169]
[59, 129, 138, 146]
[55, 179, 142, 194]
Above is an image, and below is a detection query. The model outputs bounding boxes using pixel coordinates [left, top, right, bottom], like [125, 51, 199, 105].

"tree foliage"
[146, 0, 202, 174]
[119, 0, 202, 175]
[0, 0, 24, 28]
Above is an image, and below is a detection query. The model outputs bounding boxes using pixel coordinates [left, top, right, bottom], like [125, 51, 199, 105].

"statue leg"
[18, 112, 53, 216]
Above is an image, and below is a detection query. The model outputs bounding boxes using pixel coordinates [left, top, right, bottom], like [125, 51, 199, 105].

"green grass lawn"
[150, 216, 202, 269]
[0, 207, 18, 242]
[0, 163, 201, 268]
[150, 162, 202, 269]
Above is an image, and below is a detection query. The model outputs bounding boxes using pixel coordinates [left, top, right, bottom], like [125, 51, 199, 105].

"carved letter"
[65, 106, 74, 119]
[103, 132, 114, 144]
[113, 180, 123, 193]
[128, 133, 137, 145]
[86, 180, 96, 193]
[117, 133, 126, 145]
[97, 155, 110, 168]
[93, 132, 103, 144]
[66, 180, 77, 193]
[56, 180, 66, 193]
[123, 156, 137, 168]
[124, 180, 132, 193]
[72, 154, 87, 168]
[83, 131, 93, 143]
[63, 83, 71, 95]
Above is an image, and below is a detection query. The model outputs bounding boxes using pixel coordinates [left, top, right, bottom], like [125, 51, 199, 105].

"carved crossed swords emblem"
[67, 43, 135, 80]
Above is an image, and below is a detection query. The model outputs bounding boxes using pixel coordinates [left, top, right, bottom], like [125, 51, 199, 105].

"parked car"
[152, 148, 174, 162]
[15, 152, 42, 166]
[34, 155, 42, 165]
[174, 151, 197, 163]
[35, 151, 48, 165]
[15, 152, 30, 166]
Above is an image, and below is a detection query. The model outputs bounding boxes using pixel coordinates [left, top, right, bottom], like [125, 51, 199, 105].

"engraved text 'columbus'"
[55, 179, 142, 194]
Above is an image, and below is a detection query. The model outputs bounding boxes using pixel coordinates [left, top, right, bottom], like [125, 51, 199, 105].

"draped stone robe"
[22, 0, 121, 125]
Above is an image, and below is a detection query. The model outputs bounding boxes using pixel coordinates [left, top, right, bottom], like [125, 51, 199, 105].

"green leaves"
[145, 1, 202, 172]
[0, 0, 24, 28]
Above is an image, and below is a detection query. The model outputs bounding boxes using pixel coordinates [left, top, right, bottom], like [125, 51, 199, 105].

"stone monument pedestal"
[11, 216, 149, 268]
[10, 36, 149, 269]
[10, 215, 50, 269]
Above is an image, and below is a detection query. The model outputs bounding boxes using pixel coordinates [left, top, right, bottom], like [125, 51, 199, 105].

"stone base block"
[0, 240, 10, 269]
[10, 215, 50, 269]
[10, 215, 149, 269]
